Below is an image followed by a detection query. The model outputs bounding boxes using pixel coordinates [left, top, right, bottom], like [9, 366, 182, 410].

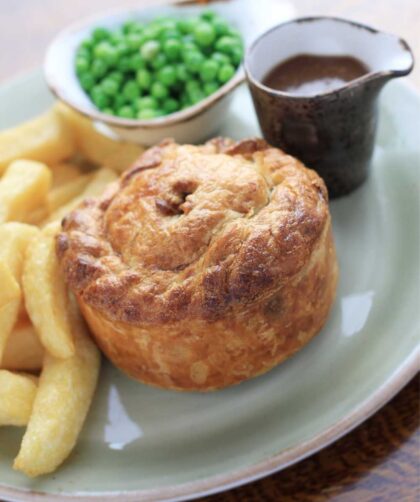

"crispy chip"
[13, 303, 100, 476]
[0, 370, 38, 426]
[0, 223, 39, 362]
[47, 167, 117, 223]
[56, 103, 144, 172]
[1, 319, 44, 372]
[0, 109, 75, 175]
[22, 224, 75, 359]
[0, 160, 52, 223]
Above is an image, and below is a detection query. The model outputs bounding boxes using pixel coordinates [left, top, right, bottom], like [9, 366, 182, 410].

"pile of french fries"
[0, 104, 145, 477]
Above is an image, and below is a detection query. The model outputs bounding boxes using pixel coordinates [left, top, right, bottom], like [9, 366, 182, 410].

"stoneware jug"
[245, 17, 414, 197]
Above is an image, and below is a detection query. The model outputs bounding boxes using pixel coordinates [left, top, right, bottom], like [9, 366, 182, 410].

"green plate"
[0, 71, 419, 501]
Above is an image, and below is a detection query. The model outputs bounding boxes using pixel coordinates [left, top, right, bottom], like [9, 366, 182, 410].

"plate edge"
[1, 348, 418, 502]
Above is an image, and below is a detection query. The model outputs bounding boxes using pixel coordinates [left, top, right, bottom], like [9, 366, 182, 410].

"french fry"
[48, 173, 92, 212]
[1, 320, 44, 372]
[0, 370, 38, 426]
[0, 160, 52, 223]
[0, 261, 20, 305]
[24, 205, 50, 226]
[0, 223, 39, 362]
[22, 223, 75, 359]
[0, 108, 75, 175]
[51, 162, 83, 187]
[13, 304, 100, 477]
[47, 167, 117, 223]
[56, 103, 144, 172]
[0, 302, 21, 362]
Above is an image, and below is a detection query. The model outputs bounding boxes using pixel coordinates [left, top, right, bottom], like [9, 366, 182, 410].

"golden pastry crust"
[56, 138, 338, 391]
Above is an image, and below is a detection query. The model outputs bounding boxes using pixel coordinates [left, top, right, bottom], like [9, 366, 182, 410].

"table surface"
[1, 1, 419, 501]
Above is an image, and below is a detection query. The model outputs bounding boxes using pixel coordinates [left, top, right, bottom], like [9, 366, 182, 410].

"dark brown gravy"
[263, 54, 369, 96]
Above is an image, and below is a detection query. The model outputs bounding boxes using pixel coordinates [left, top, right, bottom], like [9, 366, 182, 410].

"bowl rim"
[44, 1, 246, 129]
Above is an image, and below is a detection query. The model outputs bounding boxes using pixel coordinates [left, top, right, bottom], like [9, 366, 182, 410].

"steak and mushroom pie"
[56, 138, 338, 391]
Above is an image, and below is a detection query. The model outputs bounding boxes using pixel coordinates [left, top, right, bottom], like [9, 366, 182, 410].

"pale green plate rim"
[0, 71, 419, 502]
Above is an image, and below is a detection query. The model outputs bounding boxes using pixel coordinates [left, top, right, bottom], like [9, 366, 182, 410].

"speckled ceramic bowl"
[44, 0, 293, 145]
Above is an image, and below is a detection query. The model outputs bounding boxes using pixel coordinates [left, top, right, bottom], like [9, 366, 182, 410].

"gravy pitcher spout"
[365, 30, 414, 78]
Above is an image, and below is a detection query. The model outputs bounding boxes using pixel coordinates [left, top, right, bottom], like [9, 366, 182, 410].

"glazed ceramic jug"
[245, 17, 414, 197]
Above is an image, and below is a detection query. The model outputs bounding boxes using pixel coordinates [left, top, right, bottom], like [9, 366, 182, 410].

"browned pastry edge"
[56, 137, 338, 390]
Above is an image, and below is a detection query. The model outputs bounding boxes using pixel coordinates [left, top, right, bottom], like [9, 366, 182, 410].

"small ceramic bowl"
[44, 0, 293, 145]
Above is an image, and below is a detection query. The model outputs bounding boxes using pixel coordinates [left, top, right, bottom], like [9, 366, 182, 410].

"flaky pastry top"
[56, 138, 329, 324]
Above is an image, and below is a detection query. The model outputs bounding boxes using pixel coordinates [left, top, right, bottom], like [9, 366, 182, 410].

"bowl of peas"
[44, 2, 247, 145]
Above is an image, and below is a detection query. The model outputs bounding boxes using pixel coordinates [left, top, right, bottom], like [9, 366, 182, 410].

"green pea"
[101, 107, 114, 115]
[218, 63, 235, 83]
[79, 73, 95, 91]
[212, 52, 230, 65]
[114, 94, 127, 108]
[137, 96, 158, 110]
[182, 41, 200, 55]
[163, 39, 182, 60]
[77, 47, 91, 61]
[180, 91, 191, 106]
[215, 36, 240, 55]
[94, 42, 118, 66]
[158, 65, 177, 86]
[127, 33, 143, 50]
[160, 29, 180, 42]
[80, 39, 93, 51]
[155, 18, 177, 31]
[129, 54, 145, 70]
[176, 63, 190, 82]
[212, 18, 230, 36]
[150, 53, 168, 70]
[115, 42, 131, 57]
[189, 89, 205, 105]
[230, 46, 244, 66]
[141, 40, 160, 61]
[185, 79, 200, 94]
[118, 105, 135, 118]
[200, 10, 217, 21]
[200, 60, 219, 82]
[93, 41, 110, 58]
[91, 59, 108, 78]
[177, 18, 196, 35]
[101, 78, 119, 96]
[151, 81, 169, 100]
[194, 21, 216, 47]
[143, 25, 162, 40]
[122, 81, 140, 100]
[183, 51, 204, 73]
[91, 86, 110, 108]
[137, 108, 157, 120]
[108, 71, 124, 84]
[162, 98, 180, 114]
[75, 57, 89, 75]
[109, 32, 124, 46]
[136, 68, 152, 90]
[116, 56, 132, 72]
[92, 27, 110, 42]
[204, 81, 219, 96]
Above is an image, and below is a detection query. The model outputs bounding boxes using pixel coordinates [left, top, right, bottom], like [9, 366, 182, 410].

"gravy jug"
[245, 17, 414, 197]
